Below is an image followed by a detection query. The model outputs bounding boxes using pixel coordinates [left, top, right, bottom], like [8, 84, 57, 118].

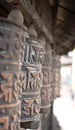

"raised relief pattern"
[0, 73, 20, 104]
[24, 42, 44, 65]
[0, 28, 24, 63]
[41, 51, 52, 110]
[21, 98, 40, 120]
[21, 70, 43, 91]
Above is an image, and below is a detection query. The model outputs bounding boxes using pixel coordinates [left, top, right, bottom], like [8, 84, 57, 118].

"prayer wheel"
[53, 55, 60, 98]
[0, 9, 25, 130]
[40, 43, 52, 114]
[20, 37, 44, 129]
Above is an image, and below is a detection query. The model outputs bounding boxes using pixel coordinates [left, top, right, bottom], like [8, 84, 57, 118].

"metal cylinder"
[20, 37, 44, 129]
[0, 17, 25, 130]
[51, 53, 60, 100]
[40, 43, 52, 114]
[54, 55, 60, 98]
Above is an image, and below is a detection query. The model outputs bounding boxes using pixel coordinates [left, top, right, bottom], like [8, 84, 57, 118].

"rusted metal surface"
[40, 44, 52, 114]
[20, 37, 44, 129]
[0, 17, 25, 130]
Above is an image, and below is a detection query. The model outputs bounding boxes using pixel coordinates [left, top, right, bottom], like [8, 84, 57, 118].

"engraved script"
[24, 43, 44, 64]
[0, 73, 12, 103]
[22, 98, 40, 116]
[21, 71, 43, 90]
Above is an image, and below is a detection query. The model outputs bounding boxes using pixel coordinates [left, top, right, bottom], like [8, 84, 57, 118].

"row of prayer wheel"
[0, 7, 60, 130]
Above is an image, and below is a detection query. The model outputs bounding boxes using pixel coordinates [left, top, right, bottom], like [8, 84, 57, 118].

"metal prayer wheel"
[54, 55, 60, 98]
[40, 43, 52, 114]
[20, 37, 44, 129]
[51, 54, 60, 99]
[0, 10, 25, 130]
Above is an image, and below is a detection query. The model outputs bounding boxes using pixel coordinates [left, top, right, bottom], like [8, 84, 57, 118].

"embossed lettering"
[0, 73, 12, 103]
[22, 98, 40, 116]
[23, 99, 33, 116]
[21, 71, 43, 90]
[13, 74, 20, 100]
[0, 86, 12, 103]
[41, 87, 51, 105]
[0, 73, 12, 87]
[0, 31, 21, 61]
[0, 117, 9, 130]
[24, 44, 44, 64]
[10, 114, 17, 130]
[43, 69, 50, 85]
[21, 73, 26, 90]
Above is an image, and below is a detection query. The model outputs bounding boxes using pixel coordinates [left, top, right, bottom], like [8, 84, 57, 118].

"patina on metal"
[20, 35, 44, 129]
[0, 9, 25, 130]
[40, 43, 52, 114]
